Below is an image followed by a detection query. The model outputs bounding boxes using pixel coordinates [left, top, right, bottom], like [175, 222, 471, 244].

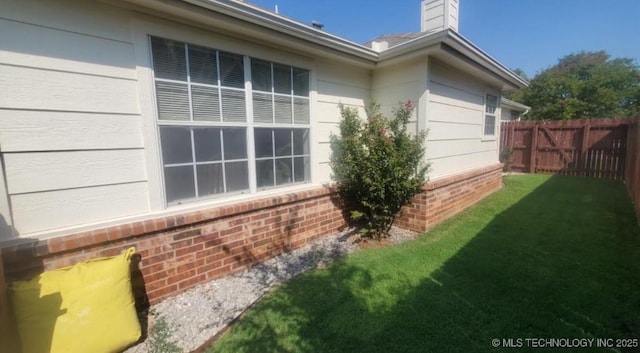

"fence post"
[581, 121, 591, 177]
[529, 123, 539, 173]
[637, 122, 640, 225]
[509, 123, 515, 151]
[633, 120, 640, 223]
[626, 121, 634, 187]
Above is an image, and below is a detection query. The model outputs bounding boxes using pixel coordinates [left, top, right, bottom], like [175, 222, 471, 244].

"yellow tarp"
[1, 252, 20, 353]
[7, 247, 141, 353]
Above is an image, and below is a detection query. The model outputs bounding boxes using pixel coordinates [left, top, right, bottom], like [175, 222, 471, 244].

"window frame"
[253, 128, 311, 190]
[149, 36, 312, 207]
[159, 126, 251, 203]
[483, 93, 498, 139]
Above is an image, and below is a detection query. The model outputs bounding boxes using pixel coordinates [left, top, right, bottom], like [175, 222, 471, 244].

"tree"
[511, 67, 530, 82]
[510, 51, 640, 120]
[331, 101, 429, 239]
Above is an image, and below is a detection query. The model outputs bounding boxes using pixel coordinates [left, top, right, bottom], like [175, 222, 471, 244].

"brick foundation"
[396, 163, 504, 232]
[1, 164, 502, 305]
[1, 188, 348, 304]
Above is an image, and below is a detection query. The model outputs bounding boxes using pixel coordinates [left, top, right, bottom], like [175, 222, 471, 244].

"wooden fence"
[500, 119, 633, 180]
[626, 119, 640, 222]
[501, 118, 640, 223]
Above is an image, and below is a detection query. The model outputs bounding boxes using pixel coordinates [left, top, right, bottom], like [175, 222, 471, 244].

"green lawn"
[208, 175, 640, 353]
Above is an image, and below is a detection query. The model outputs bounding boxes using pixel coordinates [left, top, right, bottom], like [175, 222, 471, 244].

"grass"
[207, 175, 640, 353]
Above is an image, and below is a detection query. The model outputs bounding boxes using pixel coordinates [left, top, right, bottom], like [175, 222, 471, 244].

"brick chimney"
[421, 0, 459, 33]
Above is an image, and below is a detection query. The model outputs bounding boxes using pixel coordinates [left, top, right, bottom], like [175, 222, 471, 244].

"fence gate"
[500, 119, 631, 180]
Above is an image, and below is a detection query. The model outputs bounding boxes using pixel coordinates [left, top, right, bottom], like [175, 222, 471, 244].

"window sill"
[164, 182, 321, 215]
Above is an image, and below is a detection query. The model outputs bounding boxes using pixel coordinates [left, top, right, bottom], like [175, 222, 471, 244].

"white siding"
[2, 0, 133, 41]
[426, 60, 500, 179]
[11, 183, 149, 235]
[0, 111, 144, 152]
[421, 0, 459, 33]
[1, 0, 508, 238]
[0, 0, 149, 237]
[314, 61, 371, 183]
[0, 0, 373, 237]
[4, 150, 147, 195]
[0, 19, 136, 79]
[448, 0, 459, 31]
[0, 65, 138, 114]
[429, 150, 497, 178]
[371, 58, 426, 135]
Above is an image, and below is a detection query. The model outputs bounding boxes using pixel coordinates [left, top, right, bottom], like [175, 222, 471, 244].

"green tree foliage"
[509, 51, 640, 120]
[511, 67, 530, 82]
[331, 101, 429, 239]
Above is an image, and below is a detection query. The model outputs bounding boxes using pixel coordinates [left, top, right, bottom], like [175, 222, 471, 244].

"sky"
[246, 0, 640, 78]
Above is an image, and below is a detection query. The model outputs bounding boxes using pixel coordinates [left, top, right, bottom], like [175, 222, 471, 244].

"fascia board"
[502, 98, 531, 111]
[444, 31, 529, 89]
[183, 0, 379, 61]
[375, 30, 528, 90]
[109, 0, 529, 86]
[112, 0, 378, 66]
[377, 30, 450, 62]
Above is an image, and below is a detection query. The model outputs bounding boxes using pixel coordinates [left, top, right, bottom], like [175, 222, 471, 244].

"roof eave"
[111, 0, 378, 66]
[502, 98, 531, 111]
[183, 0, 378, 59]
[445, 31, 529, 89]
[376, 30, 529, 90]
[377, 30, 449, 61]
[107, 0, 529, 87]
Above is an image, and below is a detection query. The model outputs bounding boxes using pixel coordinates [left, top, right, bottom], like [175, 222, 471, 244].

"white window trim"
[245, 55, 258, 195]
[482, 92, 499, 141]
[132, 17, 318, 212]
[149, 35, 313, 207]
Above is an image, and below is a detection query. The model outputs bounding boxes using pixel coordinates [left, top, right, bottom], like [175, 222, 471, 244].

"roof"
[363, 32, 424, 49]
[502, 98, 531, 111]
[116, 0, 528, 90]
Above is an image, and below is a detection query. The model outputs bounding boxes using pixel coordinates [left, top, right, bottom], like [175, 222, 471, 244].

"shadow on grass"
[209, 175, 640, 353]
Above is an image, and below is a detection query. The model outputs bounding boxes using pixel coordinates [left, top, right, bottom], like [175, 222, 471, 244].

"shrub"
[331, 101, 429, 239]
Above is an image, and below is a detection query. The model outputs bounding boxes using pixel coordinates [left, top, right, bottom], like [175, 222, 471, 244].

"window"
[151, 37, 311, 204]
[159, 127, 249, 201]
[251, 59, 310, 124]
[510, 110, 520, 121]
[255, 128, 310, 188]
[484, 94, 498, 136]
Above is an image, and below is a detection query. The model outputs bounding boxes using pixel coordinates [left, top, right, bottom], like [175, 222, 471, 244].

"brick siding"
[396, 163, 504, 232]
[1, 163, 502, 305]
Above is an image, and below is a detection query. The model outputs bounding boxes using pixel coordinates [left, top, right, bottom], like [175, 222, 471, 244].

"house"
[0, 0, 527, 303]
[501, 98, 531, 121]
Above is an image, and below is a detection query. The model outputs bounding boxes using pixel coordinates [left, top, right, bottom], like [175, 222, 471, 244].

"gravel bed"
[124, 226, 417, 353]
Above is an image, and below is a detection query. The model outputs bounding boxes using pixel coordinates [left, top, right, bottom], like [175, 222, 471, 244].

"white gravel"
[124, 226, 417, 353]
